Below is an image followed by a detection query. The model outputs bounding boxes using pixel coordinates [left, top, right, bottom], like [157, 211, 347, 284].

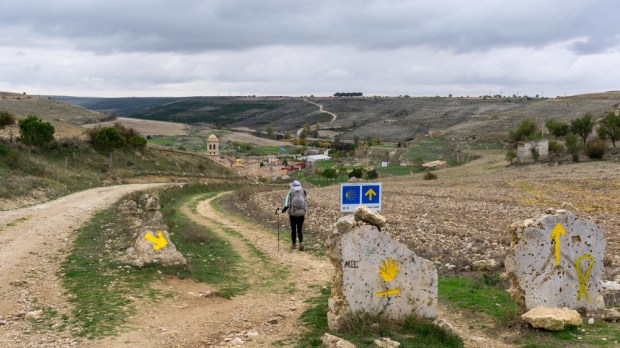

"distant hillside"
[1, 92, 113, 137]
[54, 92, 620, 141]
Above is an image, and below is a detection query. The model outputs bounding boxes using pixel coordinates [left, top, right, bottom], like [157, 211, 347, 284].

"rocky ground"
[232, 151, 620, 279]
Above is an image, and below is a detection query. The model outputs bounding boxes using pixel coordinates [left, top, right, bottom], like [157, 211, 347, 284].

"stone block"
[521, 306, 582, 331]
[354, 205, 386, 229]
[505, 210, 605, 312]
[327, 223, 437, 331]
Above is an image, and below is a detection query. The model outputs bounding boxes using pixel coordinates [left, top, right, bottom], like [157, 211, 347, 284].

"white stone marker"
[505, 209, 605, 312]
[327, 213, 437, 331]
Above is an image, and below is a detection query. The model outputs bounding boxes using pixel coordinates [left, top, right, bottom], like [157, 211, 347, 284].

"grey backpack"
[289, 190, 307, 217]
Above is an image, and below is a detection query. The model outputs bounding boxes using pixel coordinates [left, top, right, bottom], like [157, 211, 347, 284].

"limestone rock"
[126, 228, 186, 267]
[521, 307, 582, 331]
[505, 210, 605, 311]
[327, 222, 437, 331]
[472, 259, 498, 272]
[602, 308, 620, 322]
[334, 215, 356, 234]
[374, 337, 401, 347]
[354, 205, 386, 229]
[433, 318, 457, 335]
[145, 195, 160, 211]
[602, 281, 620, 307]
[321, 333, 356, 348]
[24, 310, 43, 321]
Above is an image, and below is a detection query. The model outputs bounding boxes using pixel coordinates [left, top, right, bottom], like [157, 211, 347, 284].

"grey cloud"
[1, 0, 619, 54]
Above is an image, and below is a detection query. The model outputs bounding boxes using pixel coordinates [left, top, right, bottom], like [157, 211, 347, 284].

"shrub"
[348, 167, 365, 179]
[586, 139, 607, 159]
[128, 135, 147, 151]
[565, 134, 581, 162]
[365, 169, 378, 180]
[548, 139, 564, 153]
[505, 149, 517, 164]
[0, 110, 16, 130]
[18, 115, 55, 146]
[423, 172, 438, 180]
[89, 126, 126, 155]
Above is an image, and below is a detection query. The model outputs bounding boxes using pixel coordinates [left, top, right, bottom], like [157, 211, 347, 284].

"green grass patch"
[60, 206, 165, 339]
[290, 285, 463, 347]
[377, 165, 421, 176]
[439, 274, 518, 323]
[147, 136, 178, 145]
[159, 184, 249, 298]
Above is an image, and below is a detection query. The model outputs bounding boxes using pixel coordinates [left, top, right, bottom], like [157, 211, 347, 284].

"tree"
[266, 127, 274, 139]
[597, 112, 620, 147]
[0, 110, 16, 130]
[353, 135, 360, 147]
[509, 118, 541, 142]
[18, 115, 55, 146]
[545, 119, 569, 137]
[89, 126, 126, 155]
[128, 135, 147, 151]
[571, 113, 594, 145]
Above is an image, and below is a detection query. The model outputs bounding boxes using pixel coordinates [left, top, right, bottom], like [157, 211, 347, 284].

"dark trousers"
[289, 215, 305, 244]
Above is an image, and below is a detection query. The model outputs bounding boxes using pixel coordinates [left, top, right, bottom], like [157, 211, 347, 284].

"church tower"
[206, 133, 219, 157]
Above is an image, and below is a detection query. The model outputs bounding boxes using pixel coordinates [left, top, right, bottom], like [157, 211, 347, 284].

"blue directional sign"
[340, 182, 382, 212]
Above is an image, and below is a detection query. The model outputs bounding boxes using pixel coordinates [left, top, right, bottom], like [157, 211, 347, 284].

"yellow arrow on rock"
[549, 223, 566, 266]
[144, 231, 168, 251]
[364, 188, 377, 201]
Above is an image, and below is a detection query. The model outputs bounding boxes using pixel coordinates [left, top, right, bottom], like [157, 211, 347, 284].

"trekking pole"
[275, 208, 280, 252]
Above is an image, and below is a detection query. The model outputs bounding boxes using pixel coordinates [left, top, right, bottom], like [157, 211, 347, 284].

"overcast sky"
[0, 0, 618, 97]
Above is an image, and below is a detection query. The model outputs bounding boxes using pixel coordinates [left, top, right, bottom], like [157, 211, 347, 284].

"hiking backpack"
[289, 190, 307, 217]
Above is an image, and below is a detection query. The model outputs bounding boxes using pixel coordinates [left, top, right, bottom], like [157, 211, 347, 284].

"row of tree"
[508, 111, 620, 162]
[333, 92, 363, 97]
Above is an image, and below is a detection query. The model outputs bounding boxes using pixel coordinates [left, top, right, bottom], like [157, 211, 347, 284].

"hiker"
[282, 180, 308, 251]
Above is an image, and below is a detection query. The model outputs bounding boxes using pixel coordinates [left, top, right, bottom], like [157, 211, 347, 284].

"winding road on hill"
[296, 99, 338, 137]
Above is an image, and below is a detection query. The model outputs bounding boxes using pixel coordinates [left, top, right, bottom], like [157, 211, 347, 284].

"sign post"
[340, 182, 382, 212]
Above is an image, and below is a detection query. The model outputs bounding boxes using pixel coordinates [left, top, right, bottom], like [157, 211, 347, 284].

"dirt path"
[0, 183, 171, 347]
[93, 193, 332, 347]
[297, 99, 338, 137]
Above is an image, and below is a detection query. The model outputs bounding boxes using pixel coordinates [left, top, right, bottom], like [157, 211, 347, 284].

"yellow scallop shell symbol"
[378, 257, 399, 282]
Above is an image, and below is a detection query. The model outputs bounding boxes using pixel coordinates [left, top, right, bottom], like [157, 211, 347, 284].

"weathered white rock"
[126, 228, 186, 267]
[354, 205, 386, 229]
[505, 210, 605, 311]
[602, 281, 620, 307]
[433, 318, 457, 335]
[374, 337, 401, 347]
[521, 306, 582, 331]
[145, 194, 160, 211]
[321, 333, 356, 348]
[24, 310, 43, 321]
[327, 217, 437, 331]
[472, 259, 498, 272]
[601, 308, 620, 322]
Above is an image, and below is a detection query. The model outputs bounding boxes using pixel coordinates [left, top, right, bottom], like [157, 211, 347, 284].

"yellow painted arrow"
[144, 231, 168, 251]
[549, 223, 566, 266]
[364, 188, 377, 201]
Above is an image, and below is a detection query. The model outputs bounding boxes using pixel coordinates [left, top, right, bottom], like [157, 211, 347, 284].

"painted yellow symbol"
[364, 188, 377, 201]
[549, 223, 566, 266]
[375, 257, 400, 297]
[345, 189, 358, 201]
[144, 231, 168, 251]
[576, 254, 594, 302]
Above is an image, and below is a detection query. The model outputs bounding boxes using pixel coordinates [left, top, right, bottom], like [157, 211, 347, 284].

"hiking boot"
[291, 244, 296, 250]
[299, 243, 304, 251]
